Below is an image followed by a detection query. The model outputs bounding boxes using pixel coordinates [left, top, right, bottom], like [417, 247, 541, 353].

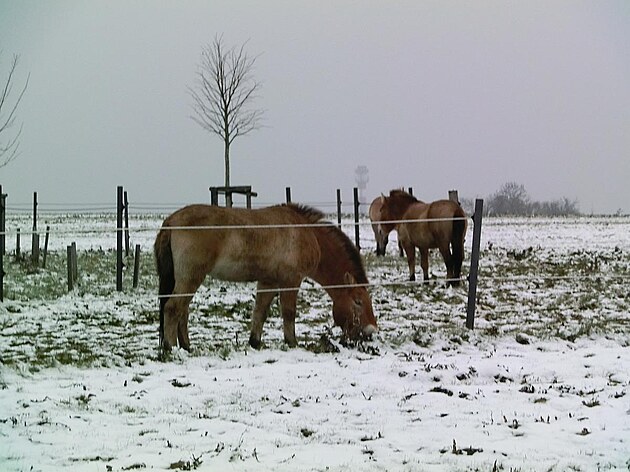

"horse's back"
[402, 200, 465, 248]
[162, 205, 321, 283]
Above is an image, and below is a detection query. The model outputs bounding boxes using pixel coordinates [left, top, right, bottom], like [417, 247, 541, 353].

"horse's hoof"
[249, 334, 262, 350]
[409, 275, 416, 282]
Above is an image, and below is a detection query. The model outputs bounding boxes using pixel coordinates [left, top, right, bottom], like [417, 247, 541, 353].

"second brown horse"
[379, 189, 467, 286]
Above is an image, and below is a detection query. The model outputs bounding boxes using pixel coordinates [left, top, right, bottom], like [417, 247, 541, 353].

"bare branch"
[0, 52, 29, 168]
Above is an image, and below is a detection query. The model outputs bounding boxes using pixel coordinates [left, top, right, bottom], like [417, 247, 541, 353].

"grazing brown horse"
[154, 203, 377, 351]
[379, 190, 467, 286]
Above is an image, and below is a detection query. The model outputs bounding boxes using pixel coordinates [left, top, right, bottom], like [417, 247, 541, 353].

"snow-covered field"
[1, 212, 629, 471]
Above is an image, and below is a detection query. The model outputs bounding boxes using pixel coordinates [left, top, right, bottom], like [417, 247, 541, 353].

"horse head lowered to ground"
[154, 203, 377, 351]
[379, 189, 467, 286]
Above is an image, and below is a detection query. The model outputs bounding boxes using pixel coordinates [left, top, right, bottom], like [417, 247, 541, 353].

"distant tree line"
[461, 182, 580, 217]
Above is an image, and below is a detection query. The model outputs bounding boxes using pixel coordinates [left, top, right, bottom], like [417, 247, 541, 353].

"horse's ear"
[344, 272, 357, 285]
[379, 194, 385, 203]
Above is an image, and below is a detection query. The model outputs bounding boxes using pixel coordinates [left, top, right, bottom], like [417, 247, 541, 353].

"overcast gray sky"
[1, 1, 629, 213]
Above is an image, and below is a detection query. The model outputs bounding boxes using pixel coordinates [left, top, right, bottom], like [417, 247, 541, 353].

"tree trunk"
[224, 138, 232, 207]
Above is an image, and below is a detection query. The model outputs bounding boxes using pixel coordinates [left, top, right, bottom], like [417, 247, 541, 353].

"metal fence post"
[133, 244, 141, 288]
[466, 199, 484, 329]
[67, 245, 74, 291]
[31, 192, 38, 264]
[336, 189, 342, 229]
[124, 190, 130, 257]
[0, 185, 5, 301]
[116, 186, 123, 291]
[42, 226, 50, 268]
[353, 187, 360, 249]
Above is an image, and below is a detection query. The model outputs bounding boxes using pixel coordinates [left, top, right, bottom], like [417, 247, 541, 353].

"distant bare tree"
[485, 182, 580, 216]
[0, 52, 29, 168]
[188, 36, 264, 194]
[487, 182, 531, 216]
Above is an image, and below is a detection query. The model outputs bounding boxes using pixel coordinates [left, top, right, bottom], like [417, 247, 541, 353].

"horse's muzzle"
[362, 324, 378, 337]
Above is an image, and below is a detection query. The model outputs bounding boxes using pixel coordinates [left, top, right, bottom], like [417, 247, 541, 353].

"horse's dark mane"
[284, 203, 368, 284]
[282, 203, 325, 223]
[388, 189, 418, 204]
[325, 225, 369, 283]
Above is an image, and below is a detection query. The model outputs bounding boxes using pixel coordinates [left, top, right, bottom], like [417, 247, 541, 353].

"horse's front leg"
[177, 310, 190, 351]
[420, 248, 430, 283]
[249, 284, 277, 349]
[279, 288, 299, 348]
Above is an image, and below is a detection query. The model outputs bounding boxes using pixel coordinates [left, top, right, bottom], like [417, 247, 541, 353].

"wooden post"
[133, 244, 141, 288]
[466, 199, 484, 329]
[16, 228, 20, 259]
[285, 187, 292, 204]
[31, 233, 40, 266]
[67, 245, 74, 291]
[71, 242, 78, 283]
[408, 187, 413, 196]
[246, 194, 252, 209]
[210, 188, 218, 206]
[42, 226, 50, 268]
[124, 190, 130, 257]
[0, 185, 4, 301]
[353, 187, 360, 249]
[448, 190, 459, 204]
[336, 189, 342, 229]
[116, 186, 123, 291]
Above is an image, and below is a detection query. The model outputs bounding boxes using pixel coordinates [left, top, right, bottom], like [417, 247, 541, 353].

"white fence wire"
[1, 209, 629, 298]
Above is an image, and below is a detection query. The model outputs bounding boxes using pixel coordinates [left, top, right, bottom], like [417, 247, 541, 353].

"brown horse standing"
[379, 190, 467, 286]
[369, 197, 389, 256]
[369, 196, 404, 257]
[154, 203, 377, 351]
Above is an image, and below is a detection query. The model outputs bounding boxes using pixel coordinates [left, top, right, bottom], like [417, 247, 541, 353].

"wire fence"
[2, 202, 629, 304]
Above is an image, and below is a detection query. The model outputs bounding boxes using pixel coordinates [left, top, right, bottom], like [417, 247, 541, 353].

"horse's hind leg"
[279, 288, 299, 348]
[249, 283, 277, 349]
[419, 247, 430, 283]
[438, 243, 455, 285]
[164, 273, 204, 351]
[403, 241, 417, 281]
[439, 242, 462, 286]
[163, 292, 194, 351]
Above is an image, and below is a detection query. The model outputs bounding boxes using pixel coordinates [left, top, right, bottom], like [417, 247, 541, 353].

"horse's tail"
[451, 207, 466, 284]
[154, 227, 175, 346]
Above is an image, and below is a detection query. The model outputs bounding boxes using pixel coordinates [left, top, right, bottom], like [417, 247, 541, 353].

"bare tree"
[487, 182, 531, 216]
[188, 36, 264, 197]
[0, 52, 29, 169]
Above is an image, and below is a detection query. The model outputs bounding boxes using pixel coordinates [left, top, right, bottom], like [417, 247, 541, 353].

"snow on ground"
[1, 339, 629, 471]
[1, 213, 629, 471]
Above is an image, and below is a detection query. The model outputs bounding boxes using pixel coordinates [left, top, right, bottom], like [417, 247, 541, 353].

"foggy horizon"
[1, 1, 629, 214]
